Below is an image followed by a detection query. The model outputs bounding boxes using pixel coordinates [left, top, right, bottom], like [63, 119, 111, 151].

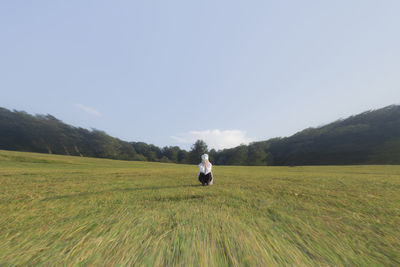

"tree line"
[1, 105, 400, 165]
[0, 107, 209, 164]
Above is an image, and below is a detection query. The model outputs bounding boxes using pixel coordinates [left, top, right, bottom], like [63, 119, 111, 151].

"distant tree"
[208, 148, 217, 163]
[133, 154, 147, 161]
[159, 156, 172, 163]
[131, 142, 156, 161]
[131, 142, 148, 155]
[247, 142, 269, 165]
[178, 149, 189, 164]
[118, 142, 137, 160]
[229, 145, 248, 165]
[189, 140, 208, 164]
[148, 144, 162, 160]
[161, 146, 180, 163]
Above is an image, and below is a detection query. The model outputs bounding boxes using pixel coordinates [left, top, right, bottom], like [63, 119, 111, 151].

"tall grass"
[0, 150, 399, 266]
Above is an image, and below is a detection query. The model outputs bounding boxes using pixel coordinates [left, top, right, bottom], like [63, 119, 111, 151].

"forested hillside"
[268, 105, 400, 165]
[0, 108, 138, 160]
[1, 105, 400, 165]
[211, 105, 400, 165]
[0, 107, 194, 163]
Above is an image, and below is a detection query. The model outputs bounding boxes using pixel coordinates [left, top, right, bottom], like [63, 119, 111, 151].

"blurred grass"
[0, 149, 399, 266]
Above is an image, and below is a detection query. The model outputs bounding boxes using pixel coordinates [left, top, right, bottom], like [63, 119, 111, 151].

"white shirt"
[198, 161, 212, 175]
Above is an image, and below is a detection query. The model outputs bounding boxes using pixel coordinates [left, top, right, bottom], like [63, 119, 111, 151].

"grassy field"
[0, 150, 399, 266]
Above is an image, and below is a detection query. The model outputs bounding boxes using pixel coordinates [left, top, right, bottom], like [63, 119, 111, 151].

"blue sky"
[1, 1, 399, 150]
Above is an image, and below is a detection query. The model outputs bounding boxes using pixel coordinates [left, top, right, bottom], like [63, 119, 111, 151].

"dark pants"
[199, 172, 212, 185]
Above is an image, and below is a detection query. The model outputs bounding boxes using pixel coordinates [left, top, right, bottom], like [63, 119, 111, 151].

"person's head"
[201, 154, 209, 164]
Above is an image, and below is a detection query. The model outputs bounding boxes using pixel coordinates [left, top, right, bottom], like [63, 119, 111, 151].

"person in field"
[198, 154, 213, 186]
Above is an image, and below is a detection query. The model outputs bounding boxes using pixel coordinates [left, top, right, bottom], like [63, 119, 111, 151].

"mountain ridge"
[1, 105, 399, 165]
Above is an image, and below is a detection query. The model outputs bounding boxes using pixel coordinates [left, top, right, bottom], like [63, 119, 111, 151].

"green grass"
[0, 150, 399, 266]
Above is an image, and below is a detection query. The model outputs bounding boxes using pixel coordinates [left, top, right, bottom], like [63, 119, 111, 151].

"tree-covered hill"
[1, 105, 400, 165]
[211, 105, 400, 165]
[0, 108, 139, 160]
[267, 105, 400, 165]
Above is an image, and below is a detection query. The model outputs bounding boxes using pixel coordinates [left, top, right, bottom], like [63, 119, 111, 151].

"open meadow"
[0, 150, 399, 266]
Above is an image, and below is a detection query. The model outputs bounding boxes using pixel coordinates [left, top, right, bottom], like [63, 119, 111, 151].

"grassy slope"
[0, 150, 399, 266]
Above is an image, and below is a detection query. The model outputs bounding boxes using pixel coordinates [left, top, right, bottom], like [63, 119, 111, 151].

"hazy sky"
[1, 1, 399, 150]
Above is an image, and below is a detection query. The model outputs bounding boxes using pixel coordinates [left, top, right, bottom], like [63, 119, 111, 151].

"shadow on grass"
[41, 184, 204, 202]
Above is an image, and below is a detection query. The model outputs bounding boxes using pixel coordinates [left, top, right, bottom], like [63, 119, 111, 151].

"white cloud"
[171, 129, 253, 150]
[75, 103, 101, 116]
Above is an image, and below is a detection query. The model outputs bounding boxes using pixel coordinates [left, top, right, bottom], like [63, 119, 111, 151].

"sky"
[1, 1, 399, 150]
